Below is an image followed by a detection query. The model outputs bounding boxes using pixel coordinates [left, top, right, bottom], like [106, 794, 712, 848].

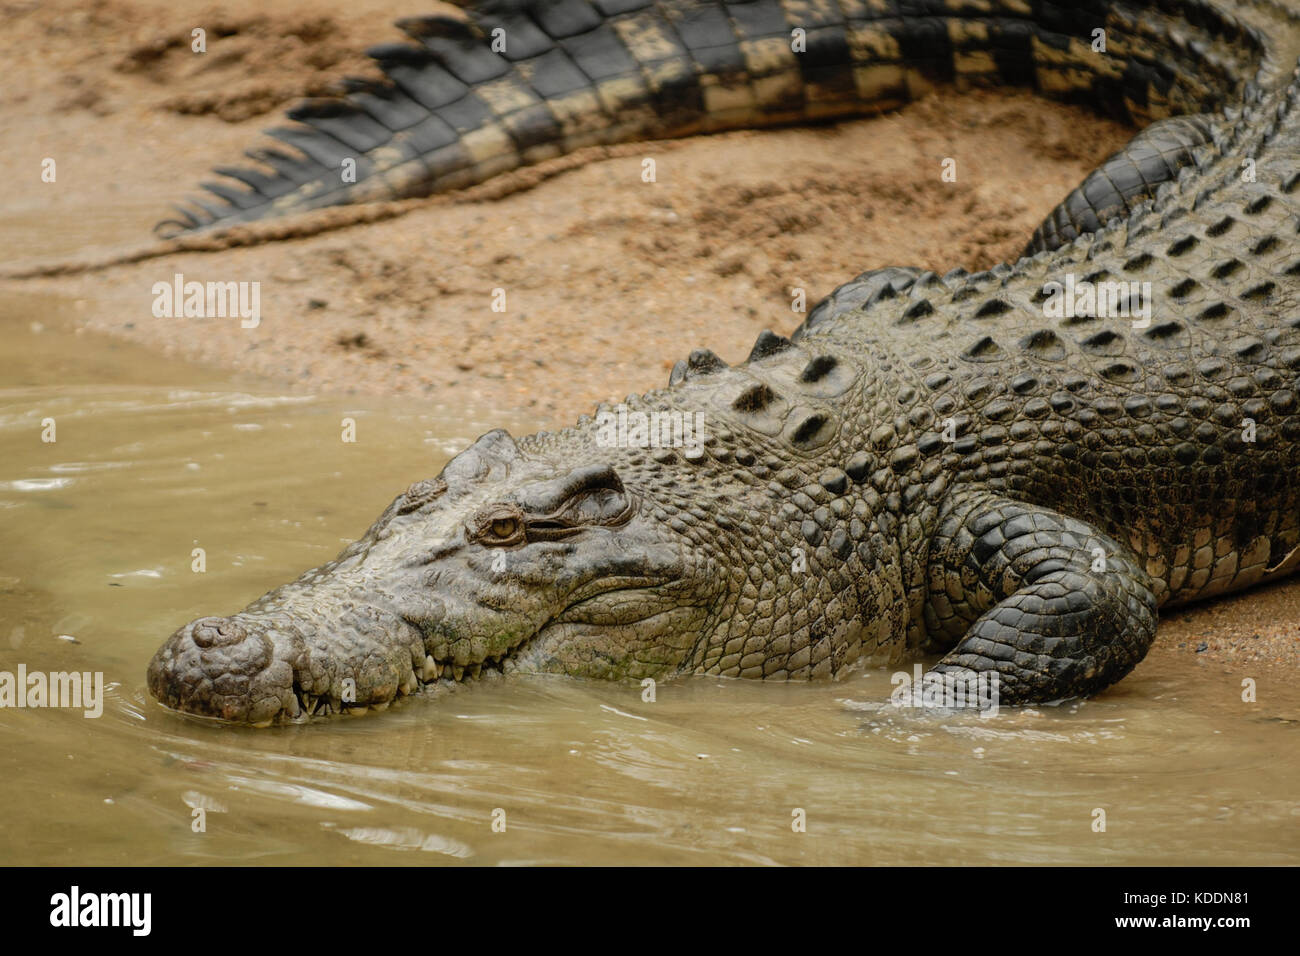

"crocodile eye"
[468, 506, 526, 546]
[490, 517, 520, 540]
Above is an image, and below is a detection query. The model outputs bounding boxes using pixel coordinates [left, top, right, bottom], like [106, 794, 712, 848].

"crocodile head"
[146, 429, 722, 724]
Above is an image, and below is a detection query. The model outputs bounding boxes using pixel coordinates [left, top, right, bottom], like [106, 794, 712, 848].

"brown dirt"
[1, 0, 1295, 679]
[1, 0, 1137, 422]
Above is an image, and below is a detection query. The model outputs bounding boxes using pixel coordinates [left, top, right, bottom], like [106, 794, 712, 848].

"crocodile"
[147, 0, 1300, 724]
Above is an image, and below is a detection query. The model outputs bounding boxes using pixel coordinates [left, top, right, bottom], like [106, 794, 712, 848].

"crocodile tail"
[156, 0, 1269, 237]
[1022, 114, 1219, 256]
[154, 0, 922, 237]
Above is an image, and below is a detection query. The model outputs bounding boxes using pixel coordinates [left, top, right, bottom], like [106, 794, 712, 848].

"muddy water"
[1, 293, 1297, 866]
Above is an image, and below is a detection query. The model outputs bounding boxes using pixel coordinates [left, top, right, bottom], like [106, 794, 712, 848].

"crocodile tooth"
[453, 665, 464, 681]
[348, 706, 368, 716]
[372, 700, 389, 712]
[423, 655, 438, 680]
[468, 664, 481, 679]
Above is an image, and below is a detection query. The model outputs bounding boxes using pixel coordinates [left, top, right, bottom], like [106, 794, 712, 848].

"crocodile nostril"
[190, 616, 248, 648]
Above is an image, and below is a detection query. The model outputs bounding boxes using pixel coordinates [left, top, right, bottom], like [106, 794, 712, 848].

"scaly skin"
[147, 0, 1300, 723]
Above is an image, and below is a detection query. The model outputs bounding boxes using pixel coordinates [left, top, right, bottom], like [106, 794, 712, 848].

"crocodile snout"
[147, 614, 297, 725]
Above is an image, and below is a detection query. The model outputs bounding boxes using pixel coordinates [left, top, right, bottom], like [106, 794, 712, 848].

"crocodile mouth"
[280, 599, 560, 722]
[151, 575, 675, 725]
[293, 580, 678, 717]
[287, 642, 518, 720]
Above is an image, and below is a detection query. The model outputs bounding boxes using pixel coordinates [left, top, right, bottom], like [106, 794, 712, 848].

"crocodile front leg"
[923, 491, 1159, 705]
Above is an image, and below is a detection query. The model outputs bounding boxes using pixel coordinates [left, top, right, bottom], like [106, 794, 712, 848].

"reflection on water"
[1, 293, 1297, 865]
